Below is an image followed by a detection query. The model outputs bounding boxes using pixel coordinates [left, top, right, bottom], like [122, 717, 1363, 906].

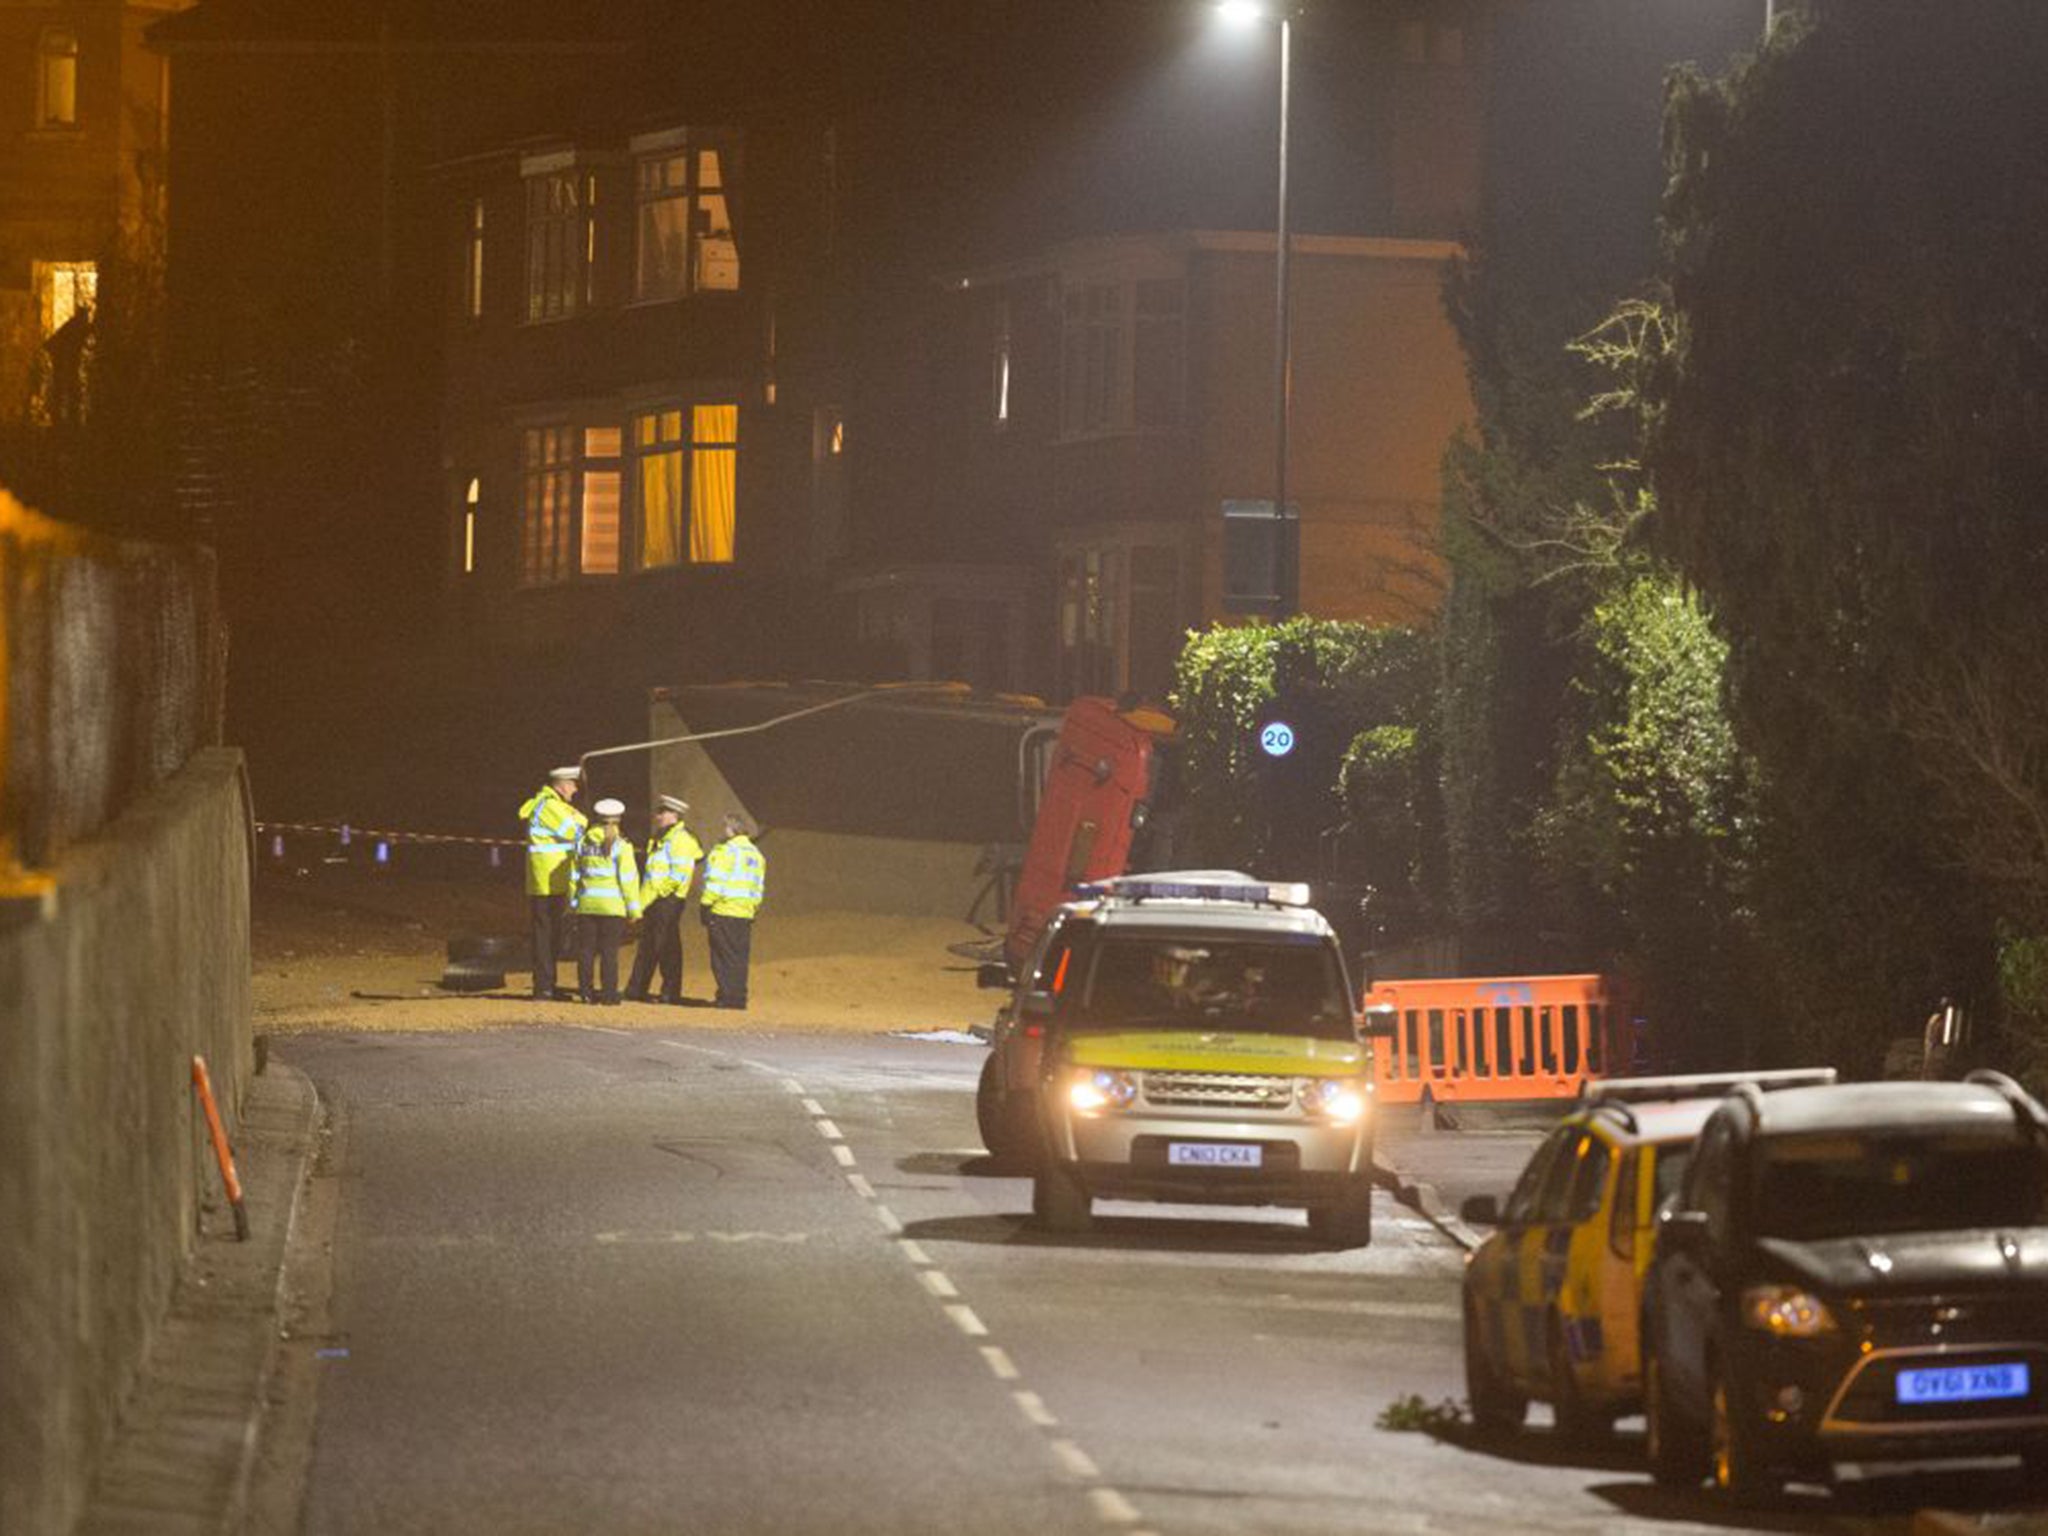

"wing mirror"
[977, 962, 1012, 991]
[1459, 1194, 1501, 1227]
[1358, 1004, 1399, 1040]
[1019, 991, 1055, 1018]
[1657, 1207, 1711, 1258]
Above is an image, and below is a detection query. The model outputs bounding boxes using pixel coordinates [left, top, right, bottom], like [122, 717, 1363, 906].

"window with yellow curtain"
[690, 404, 738, 564]
[634, 409, 685, 567]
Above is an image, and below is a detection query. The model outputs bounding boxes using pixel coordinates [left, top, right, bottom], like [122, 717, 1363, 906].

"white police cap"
[657, 795, 688, 815]
[594, 798, 626, 818]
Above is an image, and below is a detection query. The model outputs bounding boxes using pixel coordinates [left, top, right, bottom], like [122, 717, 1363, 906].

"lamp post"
[1218, 0, 1297, 615]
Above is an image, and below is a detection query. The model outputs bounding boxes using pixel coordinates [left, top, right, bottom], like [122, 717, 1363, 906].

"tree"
[1648, 1, 2048, 1064]
[1170, 618, 1433, 907]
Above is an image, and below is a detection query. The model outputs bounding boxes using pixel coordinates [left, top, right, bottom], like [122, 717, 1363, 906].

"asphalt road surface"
[277, 1025, 2022, 1536]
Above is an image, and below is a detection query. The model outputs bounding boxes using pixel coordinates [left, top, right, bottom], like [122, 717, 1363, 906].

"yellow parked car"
[1459, 1069, 1835, 1440]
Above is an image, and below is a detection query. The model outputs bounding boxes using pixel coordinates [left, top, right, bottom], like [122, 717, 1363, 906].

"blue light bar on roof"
[1072, 875, 1313, 908]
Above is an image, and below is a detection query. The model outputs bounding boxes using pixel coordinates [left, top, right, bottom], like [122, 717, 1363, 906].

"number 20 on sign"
[1259, 721, 1296, 758]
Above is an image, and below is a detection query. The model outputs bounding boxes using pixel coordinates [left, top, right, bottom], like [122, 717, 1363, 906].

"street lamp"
[1218, 1, 1297, 616]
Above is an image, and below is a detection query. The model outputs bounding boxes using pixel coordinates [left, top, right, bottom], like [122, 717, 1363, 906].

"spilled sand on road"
[252, 863, 994, 1036]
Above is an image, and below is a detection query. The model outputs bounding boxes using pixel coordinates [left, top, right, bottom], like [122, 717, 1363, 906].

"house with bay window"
[438, 113, 845, 682]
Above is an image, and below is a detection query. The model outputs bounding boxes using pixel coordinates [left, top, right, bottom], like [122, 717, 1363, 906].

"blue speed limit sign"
[1259, 721, 1296, 758]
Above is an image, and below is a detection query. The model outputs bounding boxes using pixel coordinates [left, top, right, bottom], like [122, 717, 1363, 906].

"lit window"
[691, 404, 738, 564]
[632, 404, 739, 568]
[33, 261, 96, 338]
[992, 301, 1012, 426]
[631, 133, 742, 301]
[580, 427, 622, 576]
[634, 409, 686, 568]
[39, 29, 78, 128]
[523, 161, 591, 322]
[634, 151, 689, 301]
[464, 198, 485, 318]
[694, 148, 738, 291]
[463, 477, 479, 574]
[519, 426, 573, 585]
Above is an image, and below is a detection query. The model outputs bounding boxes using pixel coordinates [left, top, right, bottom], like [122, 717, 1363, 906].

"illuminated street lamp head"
[1216, 0, 1266, 27]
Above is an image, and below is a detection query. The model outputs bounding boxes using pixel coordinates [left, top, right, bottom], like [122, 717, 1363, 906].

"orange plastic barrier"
[1363, 974, 1633, 1106]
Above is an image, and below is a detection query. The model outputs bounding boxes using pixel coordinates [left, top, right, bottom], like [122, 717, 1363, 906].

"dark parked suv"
[1641, 1072, 2048, 1504]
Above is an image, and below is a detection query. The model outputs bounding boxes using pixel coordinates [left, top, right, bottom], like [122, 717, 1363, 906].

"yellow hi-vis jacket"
[701, 835, 765, 919]
[569, 830, 642, 919]
[519, 785, 587, 896]
[641, 824, 703, 902]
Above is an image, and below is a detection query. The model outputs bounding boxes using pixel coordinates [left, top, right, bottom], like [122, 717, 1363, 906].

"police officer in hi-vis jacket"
[518, 765, 587, 1000]
[570, 798, 641, 1005]
[700, 812, 765, 1010]
[626, 794, 701, 1004]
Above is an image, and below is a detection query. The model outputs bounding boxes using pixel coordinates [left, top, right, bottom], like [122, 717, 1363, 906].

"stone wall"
[0, 748, 253, 1536]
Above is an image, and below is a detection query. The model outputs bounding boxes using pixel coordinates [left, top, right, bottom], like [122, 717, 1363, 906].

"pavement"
[62, 1049, 2048, 1536]
[71, 1054, 323, 1536]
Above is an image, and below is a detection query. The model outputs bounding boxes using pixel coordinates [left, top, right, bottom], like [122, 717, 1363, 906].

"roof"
[1087, 901, 1334, 941]
[1590, 1097, 1726, 1146]
[1754, 1081, 2033, 1138]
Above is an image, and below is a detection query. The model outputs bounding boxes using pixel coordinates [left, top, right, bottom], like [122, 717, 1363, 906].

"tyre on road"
[1032, 1166, 1093, 1233]
[1306, 1181, 1374, 1248]
[1546, 1316, 1612, 1445]
[974, 1056, 1037, 1167]
[1463, 1296, 1527, 1434]
[1644, 1343, 1709, 1488]
[1710, 1360, 1783, 1507]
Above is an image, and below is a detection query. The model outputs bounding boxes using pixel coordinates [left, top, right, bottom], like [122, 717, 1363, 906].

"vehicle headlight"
[1068, 1068, 1137, 1114]
[1742, 1285, 1837, 1338]
[1298, 1077, 1368, 1125]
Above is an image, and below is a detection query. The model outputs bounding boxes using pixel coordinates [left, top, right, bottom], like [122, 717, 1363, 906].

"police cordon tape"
[256, 820, 523, 867]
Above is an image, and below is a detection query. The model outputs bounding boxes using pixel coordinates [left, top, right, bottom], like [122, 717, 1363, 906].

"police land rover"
[1025, 873, 1393, 1246]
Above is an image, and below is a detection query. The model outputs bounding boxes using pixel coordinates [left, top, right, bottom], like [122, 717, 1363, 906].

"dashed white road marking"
[980, 1346, 1019, 1381]
[693, 1041, 1153, 1536]
[1013, 1390, 1058, 1428]
[1050, 1439, 1100, 1480]
[944, 1304, 989, 1337]
[583, 1026, 632, 1036]
[1090, 1489, 1142, 1525]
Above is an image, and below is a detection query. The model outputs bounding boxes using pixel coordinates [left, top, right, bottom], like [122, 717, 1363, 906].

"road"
[276, 1025, 2003, 1536]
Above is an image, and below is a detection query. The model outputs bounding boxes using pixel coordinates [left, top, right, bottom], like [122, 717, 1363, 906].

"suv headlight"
[1742, 1285, 1837, 1338]
[1297, 1077, 1368, 1125]
[1068, 1068, 1137, 1114]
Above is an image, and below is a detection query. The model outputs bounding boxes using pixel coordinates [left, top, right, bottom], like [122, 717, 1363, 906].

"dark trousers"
[530, 893, 573, 999]
[577, 913, 625, 1003]
[626, 895, 684, 1002]
[704, 912, 754, 1009]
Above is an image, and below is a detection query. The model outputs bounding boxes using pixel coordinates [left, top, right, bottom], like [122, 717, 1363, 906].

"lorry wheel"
[1307, 1182, 1374, 1248]
[1032, 1167, 1092, 1233]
